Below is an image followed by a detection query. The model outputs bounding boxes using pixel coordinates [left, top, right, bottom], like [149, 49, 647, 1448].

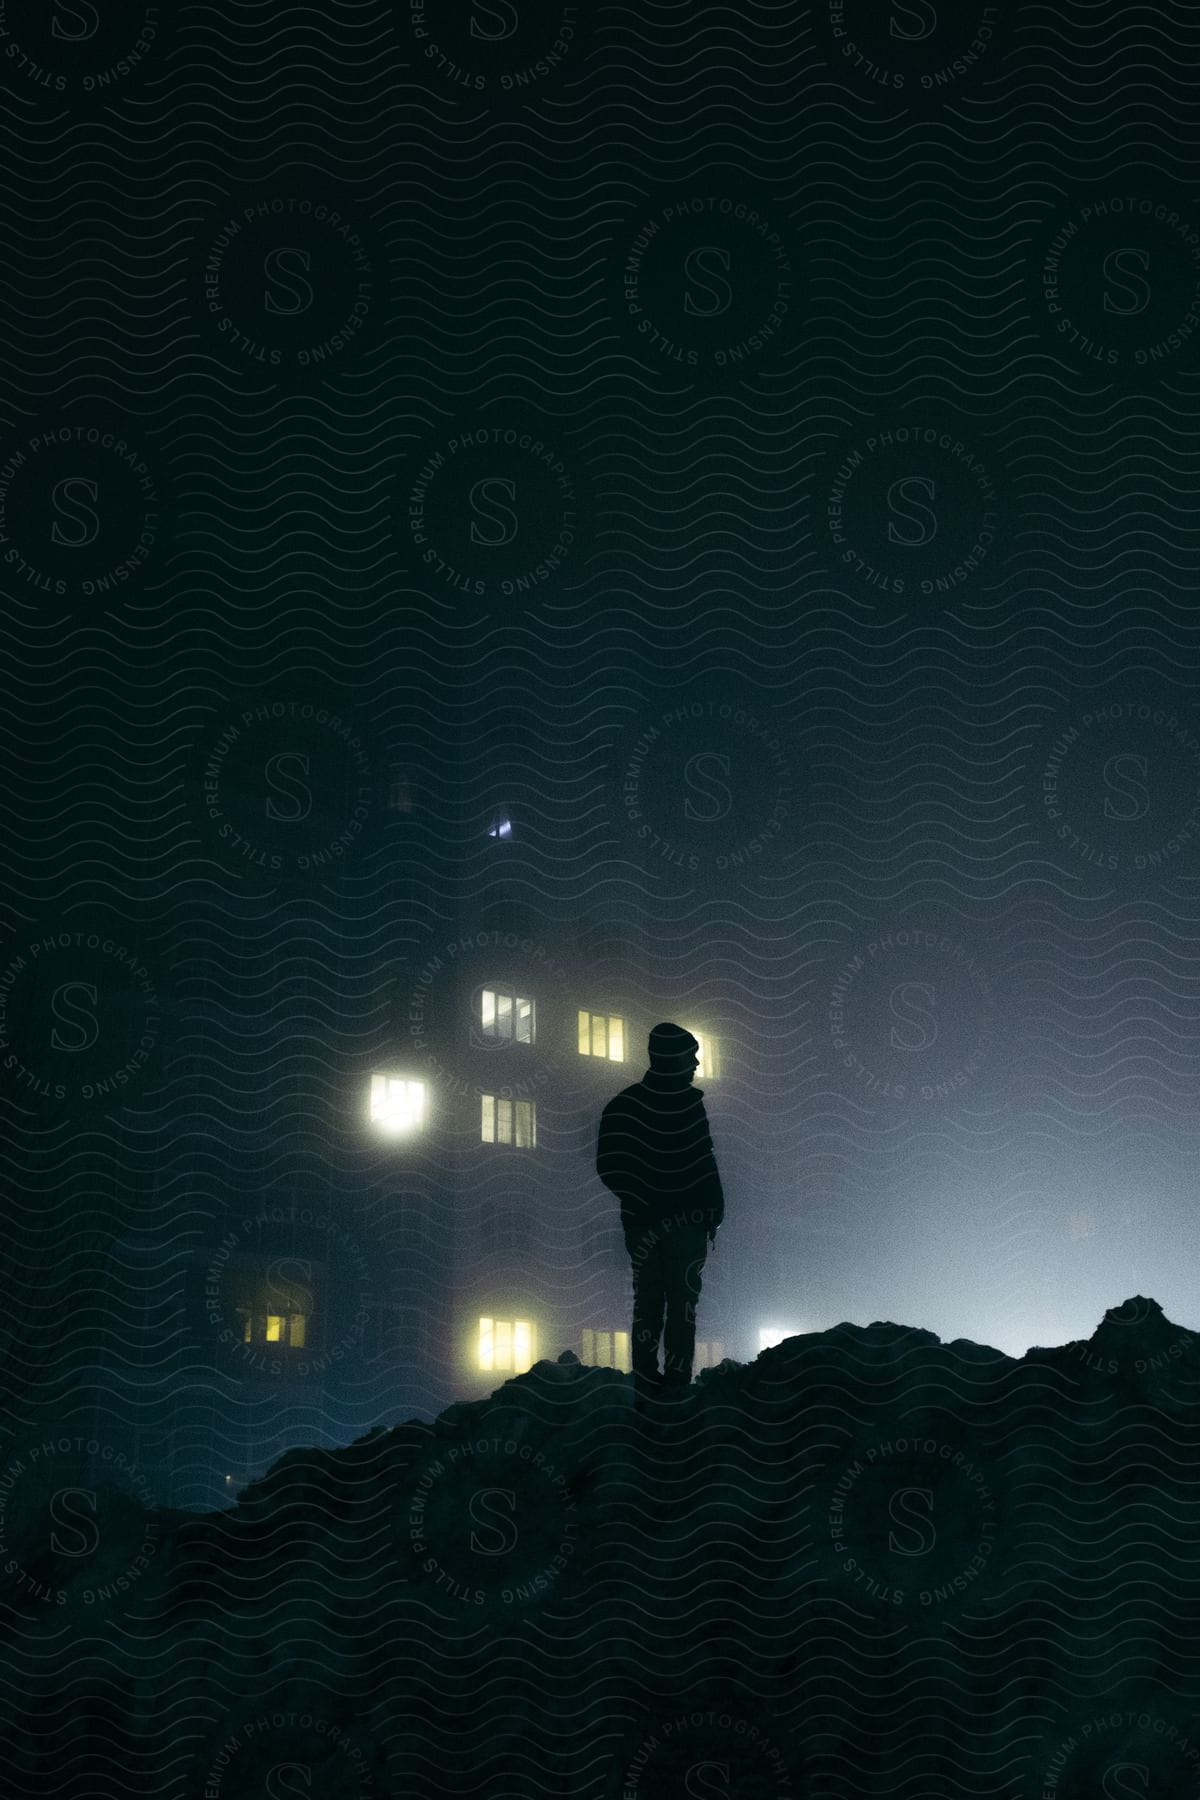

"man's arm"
[694, 1097, 724, 1241]
[595, 1095, 628, 1192]
[596, 1096, 642, 1240]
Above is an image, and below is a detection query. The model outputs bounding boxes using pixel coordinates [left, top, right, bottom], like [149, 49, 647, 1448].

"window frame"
[478, 1314, 537, 1374]
[480, 1093, 537, 1147]
[581, 1327, 631, 1372]
[577, 1008, 626, 1062]
[236, 1305, 309, 1350]
[477, 983, 535, 1045]
[368, 1071, 428, 1134]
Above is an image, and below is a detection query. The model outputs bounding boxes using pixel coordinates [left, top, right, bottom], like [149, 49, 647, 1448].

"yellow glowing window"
[481, 1095, 536, 1147]
[693, 1340, 725, 1371]
[236, 1306, 309, 1349]
[478, 1315, 536, 1374]
[480, 986, 533, 1044]
[578, 1010, 625, 1060]
[369, 1073, 427, 1134]
[581, 1328, 631, 1372]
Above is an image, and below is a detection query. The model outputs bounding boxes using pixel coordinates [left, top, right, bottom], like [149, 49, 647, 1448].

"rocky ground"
[3, 1294, 1199, 1797]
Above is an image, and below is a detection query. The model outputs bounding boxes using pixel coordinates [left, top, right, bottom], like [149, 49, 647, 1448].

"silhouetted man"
[596, 1022, 724, 1409]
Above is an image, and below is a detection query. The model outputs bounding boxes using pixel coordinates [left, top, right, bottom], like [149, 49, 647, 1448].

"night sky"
[2, 0, 1200, 1502]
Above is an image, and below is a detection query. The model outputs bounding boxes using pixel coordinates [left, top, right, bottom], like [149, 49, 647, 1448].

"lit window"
[693, 1340, 726, 1371]
[581, 1328, 631, 1372]
[690, 1031, 721, 1080]
[478, 1315, 536, 1374]
[758, 1325, 797, 1352]
[487, 812, 513, 839]
[479, 986, 534, 1044]
[236, 1305, 310, 1349]
[481, 1095, 536, 1147]
[369, 1072, 427, 1135]
[577, 1009, 625, 1061]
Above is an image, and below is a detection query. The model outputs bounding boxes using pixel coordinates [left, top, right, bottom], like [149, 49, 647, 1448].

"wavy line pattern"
[1, 0, 1199, 1792]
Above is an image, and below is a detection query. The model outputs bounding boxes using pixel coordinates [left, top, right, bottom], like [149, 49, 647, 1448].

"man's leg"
[661, 1223, 707, 1388]
[630, 1231, 666, 1403]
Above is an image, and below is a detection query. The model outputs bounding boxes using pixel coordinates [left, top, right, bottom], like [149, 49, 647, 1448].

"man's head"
[647, 1022, 699, 1083]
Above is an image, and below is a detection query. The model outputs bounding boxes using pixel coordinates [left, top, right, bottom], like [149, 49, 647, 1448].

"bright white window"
[581, 1328, 631, 1372]
[478, 1315, 536, 1374]
[479, 985, 534, 1044]
[690, 1031, 721, 1080]
[369, 1073, 427, 1134]
[481, 1094, 536, 1147]
[758, 1325, 797, 1352]
[577, 1009, 625, 1061]
[487, 812, 513, 839]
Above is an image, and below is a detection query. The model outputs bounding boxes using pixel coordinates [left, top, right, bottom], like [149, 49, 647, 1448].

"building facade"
[69, 807, 735, 1515]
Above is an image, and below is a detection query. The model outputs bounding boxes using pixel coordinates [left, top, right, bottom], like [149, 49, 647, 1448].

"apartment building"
[68, 806, 734, 1513]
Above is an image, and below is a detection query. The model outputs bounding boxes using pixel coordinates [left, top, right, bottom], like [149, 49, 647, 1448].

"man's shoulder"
[604, 1080, 706, 1110]
[602, 1081, 647, 1112]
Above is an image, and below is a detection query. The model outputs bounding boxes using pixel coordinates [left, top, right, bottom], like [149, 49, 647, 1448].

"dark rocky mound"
[3, 1295, 1199, 1798]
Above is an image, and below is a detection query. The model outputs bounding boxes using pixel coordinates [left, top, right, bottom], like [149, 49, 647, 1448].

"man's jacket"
[596, 1071, 724, 1241]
